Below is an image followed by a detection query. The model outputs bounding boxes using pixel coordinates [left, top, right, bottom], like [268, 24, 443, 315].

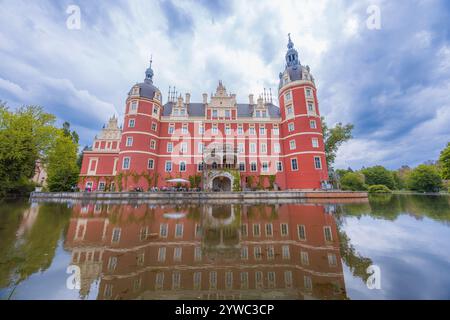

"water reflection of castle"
[64, 202, 347, 300]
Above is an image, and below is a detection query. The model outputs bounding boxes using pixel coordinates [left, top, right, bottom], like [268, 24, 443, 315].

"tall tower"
[278, 34, 328, 189]
[117, 58, 163, 191]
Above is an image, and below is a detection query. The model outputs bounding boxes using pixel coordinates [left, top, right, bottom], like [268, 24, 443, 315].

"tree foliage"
[321, 117, 354, 169]
[0, 104, 57, 196]
[361, 165, 396, 190]
[46, 131, 79, 192]
[407, 164, 442, 192]
[439, 142, 450, 180]
[340, 172, 366, 191]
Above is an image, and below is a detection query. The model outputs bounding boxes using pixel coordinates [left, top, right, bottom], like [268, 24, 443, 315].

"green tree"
[439, 142, 450, 180]
[361, 165, 396, 190]
[0, 104, 57, 196]
[407, 164, 442, 192]
[46, 132, 79, 192]
[62, 121, 79, 144]
[321, 117, 354, 169]
[340, 172, 366, 191]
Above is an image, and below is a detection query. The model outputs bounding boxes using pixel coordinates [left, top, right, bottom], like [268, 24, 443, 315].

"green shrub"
[340, 172, 366, 191]
[368, 184, 392, 193]
[407, 164, 442, 192]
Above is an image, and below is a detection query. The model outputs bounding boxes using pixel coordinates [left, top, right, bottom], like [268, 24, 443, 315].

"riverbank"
[30, 190, 368, 201]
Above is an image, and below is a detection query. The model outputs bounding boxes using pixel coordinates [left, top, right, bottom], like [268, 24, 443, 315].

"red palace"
[79, 35, 330, 192]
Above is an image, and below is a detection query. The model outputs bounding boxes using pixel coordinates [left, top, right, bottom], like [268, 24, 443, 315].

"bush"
[407, 164, 442, 192]
[361, 166, 396, 190]
[340, 172, 367, 191]
[368, 184, 392, 193]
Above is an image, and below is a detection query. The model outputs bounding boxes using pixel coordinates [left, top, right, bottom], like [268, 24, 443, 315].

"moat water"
[0, 194, 449, 300]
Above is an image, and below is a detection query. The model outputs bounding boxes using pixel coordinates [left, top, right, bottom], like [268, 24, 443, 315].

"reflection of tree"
[15, 203, 71, 283]
[0, 200, 29, 288]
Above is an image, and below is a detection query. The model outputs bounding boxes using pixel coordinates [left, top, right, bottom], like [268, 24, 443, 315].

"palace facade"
[79, 35, 329, 191]
[64, 202, 346, 300]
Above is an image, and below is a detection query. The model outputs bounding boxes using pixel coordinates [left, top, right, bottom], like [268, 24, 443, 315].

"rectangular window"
[175, 224, 183, 238]
[198, 143, 204, 154]
[250, 162, 257, 172]
[225, 110, 231, 118]
[179, 161, 186, 172]
[172, 272, 181, 289]
[131, 101, 138, 111]
[139, 227, 148, 241]
[282, 245, 290, 260]
[237, 125, 244, 135]
[281, 223, 289, 236]
[167, 142, 173, 153]
[268, 271, 276, 288]
[160, 223, 168, 237]
[225, 271, 233, 289]
[126, 137, 133, 147]
[180, 142, 188, 154]
[241, 224, 248, 237]
[225, 125, 231, 135]
[181, 124, 188, 134]
[301, 251, 309, 265]
[150, 140, 156, 150]
[272, 127, 279, 135]
[239, 162, 246, 172]
[253, 224, 261, 237]
[128, 119, 135, 128]
[304, 276, 312, 291]
[306, 88, 313, 98]
[158, 247, 166, 262]
[328, 253, 337, 266]
[255, 271, 263, 289]
[151, 122, 157, 131]
[98, 182, 105, 191]
[314, 156, 322, 169]
[155, 273, 164, 290]
[285, 271, 293, 288]
[193, 272, 201, 290]
[148, 159, 154, 169]
[212, 124, 218, 135]
[288, 122, 295, 132]
[249, 126, 256, 135]
[274, 143, 280, 154]
[298, 225, 306, 240]
[168, 125, 175, 134]
[153, 106, 159, 115]
[238, 143, 244, 154]
[259, 126, 266, 135]
[165, 161, 172, 172]
[173, 247, 182, 261]
[265, 224, 273, 236]
[284, 91, 291, 102]
[212, 110, 218, 118]
[260, 143, 267, 153]
[267, 246, 275, 260]
[324, 226, 333, 242]
[308, 102, 315, 113]
[254, 246, 262, 260]
[289, 140, 296, 150]
[310, 120, 317, 129]
[112, 228, 121, 243]
[209, 271, 217, 289]
[197, 162, 204, 172]
[194, 247, 202, 261]
[312, 138, 319, 148]
[262, 161, 269, 173]
[250, 143, 256, 154]
[286, 106, 293, 115]
[198, 124, 204, 134]
[122, 157, 130, 170]
[107, 256, 117, 271]
[291, 158, 298, 171]
[277, 161, 283, 172]
[240, 272, 249, 289]
[241, 246, 248, 260]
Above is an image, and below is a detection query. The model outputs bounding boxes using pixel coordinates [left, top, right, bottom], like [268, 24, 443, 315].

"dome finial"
[287, 33, 294, 49]
[145, 54, 154, 83]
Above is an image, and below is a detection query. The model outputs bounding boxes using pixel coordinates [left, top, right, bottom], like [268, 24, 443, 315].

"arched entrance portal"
[212, 176, 232, 192]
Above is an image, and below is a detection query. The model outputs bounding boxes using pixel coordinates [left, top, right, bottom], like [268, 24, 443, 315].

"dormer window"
[225, 110, 230, 118]
[132, 87, 139, 95]
[212, 110, 218, 118]
[180, 108, 185, 116]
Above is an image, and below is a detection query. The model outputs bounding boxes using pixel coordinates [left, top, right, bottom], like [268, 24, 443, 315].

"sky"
[0, 0, 449, 170]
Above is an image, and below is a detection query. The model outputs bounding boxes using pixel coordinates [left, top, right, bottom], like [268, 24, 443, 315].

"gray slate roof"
[129, 79, 158, 100]
[162, 102, 281, 118]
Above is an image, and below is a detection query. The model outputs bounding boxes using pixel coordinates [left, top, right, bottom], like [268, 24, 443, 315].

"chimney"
[185, 93, 191, 104]
[249, 94, 254, 105]
[202, 93, 208, 104]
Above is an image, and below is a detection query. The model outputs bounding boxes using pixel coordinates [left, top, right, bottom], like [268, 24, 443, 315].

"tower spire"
[145, 54, 154, 83]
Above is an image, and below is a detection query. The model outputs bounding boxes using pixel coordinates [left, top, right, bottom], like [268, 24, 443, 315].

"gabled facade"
[79, 35, 329, 191]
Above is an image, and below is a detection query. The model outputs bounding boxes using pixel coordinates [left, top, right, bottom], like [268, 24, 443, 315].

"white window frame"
[314, 156, 322, 169]
[167, 142, 173, 153]
[165, 161, 172, 172]
[291, 158, 298, 171]
[122, 157, 130, 170]
[289, 140, 296, 150]
[179, 161, 186, 172]
[126, 137, 133, 147]
[148, 159, 154, 169]
[128, 119, 135, 128]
